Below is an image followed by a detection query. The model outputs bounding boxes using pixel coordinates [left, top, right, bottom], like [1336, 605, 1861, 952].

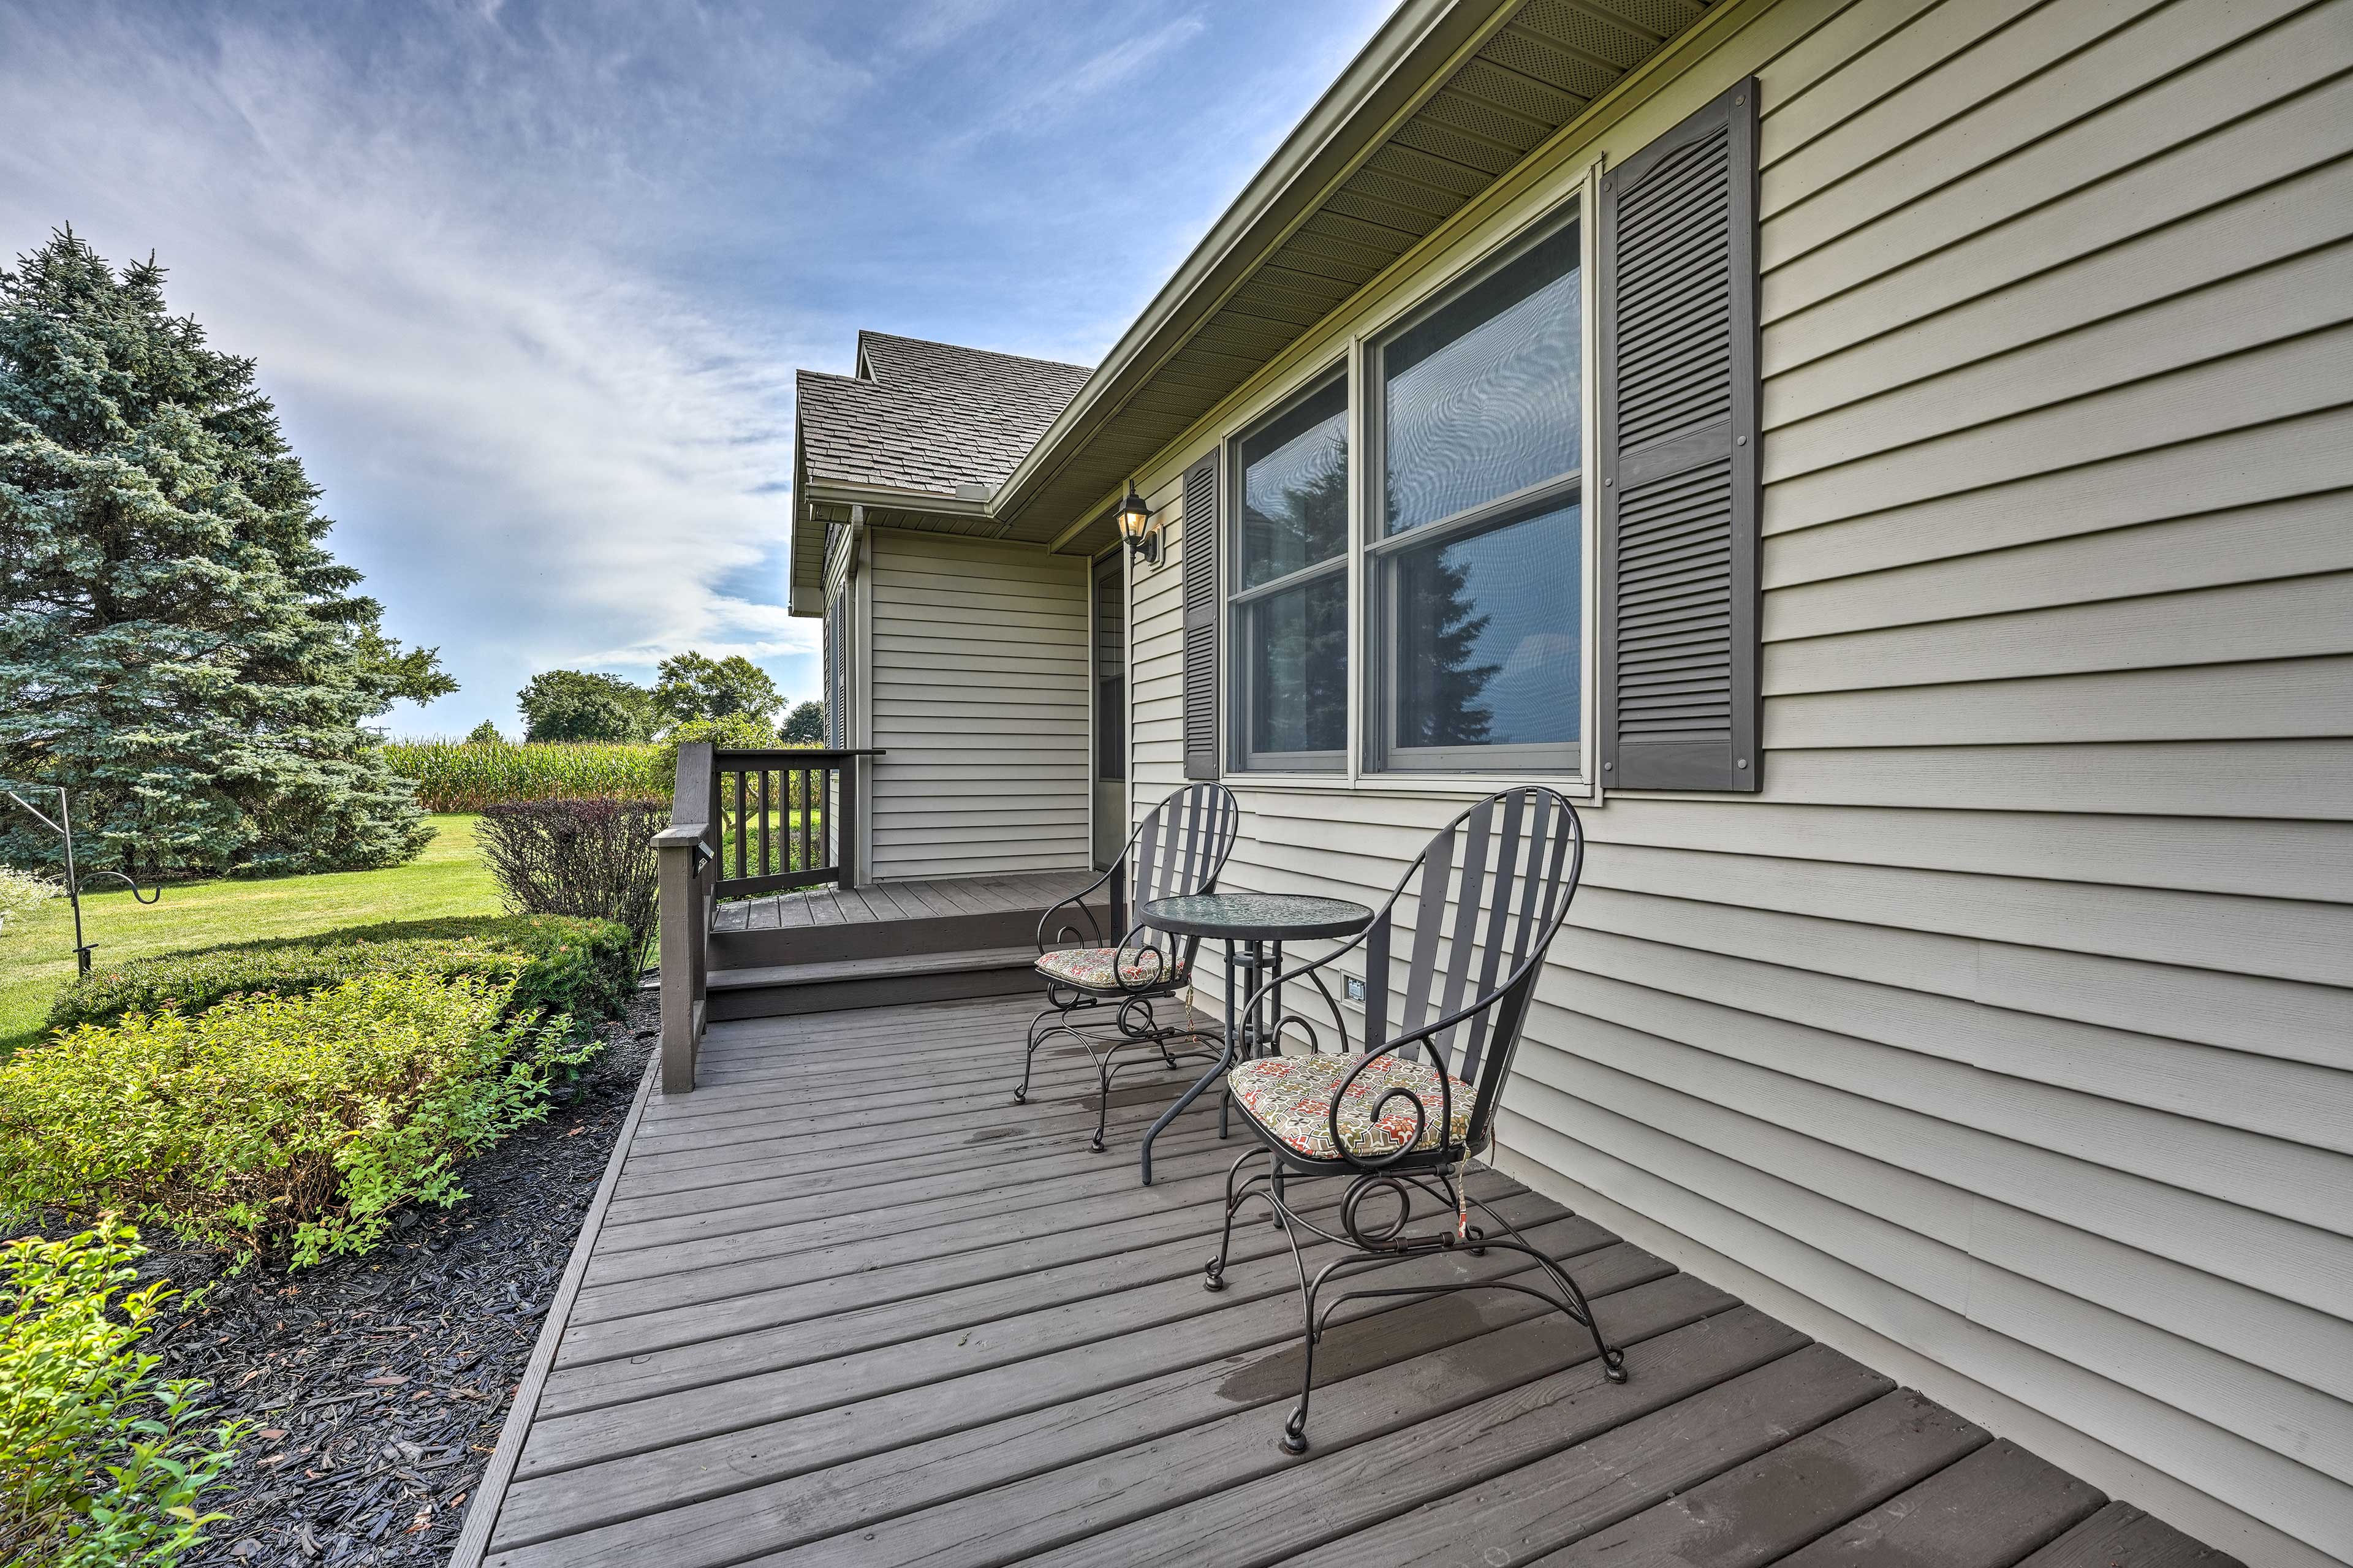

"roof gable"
[797, 332, 1091, 501]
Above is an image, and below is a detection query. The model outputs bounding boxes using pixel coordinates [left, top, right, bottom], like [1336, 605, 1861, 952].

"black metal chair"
[1200, 786, 1623, 1452]
[1017, 782, 1241, 1151]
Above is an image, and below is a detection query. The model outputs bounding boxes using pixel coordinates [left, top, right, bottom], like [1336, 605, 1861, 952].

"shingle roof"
[796, 331, 1093, 500]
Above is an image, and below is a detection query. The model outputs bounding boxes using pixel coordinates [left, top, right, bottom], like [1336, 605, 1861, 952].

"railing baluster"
[757, 769, 771, 877]
[799, 768, 813, 874]
[731, 768, 746, 882]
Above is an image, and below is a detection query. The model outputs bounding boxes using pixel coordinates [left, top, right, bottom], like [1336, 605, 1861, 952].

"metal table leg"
[1140, 936, 1241, 1187]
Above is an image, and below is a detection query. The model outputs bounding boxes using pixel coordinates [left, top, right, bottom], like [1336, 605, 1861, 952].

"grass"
[0, 816, 501, 1057]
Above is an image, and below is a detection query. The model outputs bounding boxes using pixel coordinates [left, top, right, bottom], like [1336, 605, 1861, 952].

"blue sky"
[0, 0, 1391, 733]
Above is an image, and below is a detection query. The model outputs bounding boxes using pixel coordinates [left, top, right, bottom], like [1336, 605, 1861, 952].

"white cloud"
[0, 2, 835, 727]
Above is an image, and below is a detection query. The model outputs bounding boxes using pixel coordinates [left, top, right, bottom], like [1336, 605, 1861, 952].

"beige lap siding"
[866, 529, 1091, 880]
[1124, 1, 2353, 1562]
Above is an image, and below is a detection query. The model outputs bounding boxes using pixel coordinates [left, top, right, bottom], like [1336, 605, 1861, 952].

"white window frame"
[1225, 362, 1352, 775]
[1363, 206, 1586, 777]
[1212, 173, 1602, 796]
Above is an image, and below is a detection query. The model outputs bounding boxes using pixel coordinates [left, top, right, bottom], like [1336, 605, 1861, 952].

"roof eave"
[989, 0, 1515, 527]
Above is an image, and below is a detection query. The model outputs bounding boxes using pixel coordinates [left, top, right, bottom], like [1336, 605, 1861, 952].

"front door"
[1091, 549, 1127, 870]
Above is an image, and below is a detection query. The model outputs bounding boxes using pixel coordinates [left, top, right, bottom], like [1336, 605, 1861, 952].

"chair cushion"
[1227, 1051, 1474, 1162]
[1035, 945, 1186, 993]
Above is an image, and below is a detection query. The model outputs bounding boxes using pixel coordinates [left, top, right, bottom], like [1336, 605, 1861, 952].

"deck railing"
[711, 747, 864, 896]
[654, 743, 881, 1093]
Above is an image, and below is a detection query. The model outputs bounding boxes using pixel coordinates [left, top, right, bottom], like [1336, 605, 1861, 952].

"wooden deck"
[456, 993, 2236, 1568]
[713, 869, 1100, 933]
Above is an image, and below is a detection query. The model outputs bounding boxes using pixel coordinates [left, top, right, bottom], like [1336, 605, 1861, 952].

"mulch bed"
[121, 988, 657, 1567]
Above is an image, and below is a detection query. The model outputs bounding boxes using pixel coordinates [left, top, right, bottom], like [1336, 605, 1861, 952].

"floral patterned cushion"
[1035, 945, 1186, 992]
[1228, 1051, 1475, 1161]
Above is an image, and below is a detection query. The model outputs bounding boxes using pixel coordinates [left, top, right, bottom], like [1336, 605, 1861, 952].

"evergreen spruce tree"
[0, 230, 450, 877]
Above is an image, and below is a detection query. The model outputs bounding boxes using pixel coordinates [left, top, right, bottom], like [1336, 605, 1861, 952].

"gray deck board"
[463, 993, 2211, 1568]
[2021, 1503, 2246, 1568]
[1778, 1439, 2107, 1568]
[714, 869, 1096, 933]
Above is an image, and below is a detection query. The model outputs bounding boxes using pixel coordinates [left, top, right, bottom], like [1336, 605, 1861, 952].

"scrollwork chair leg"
[1203, 1148, 1267, 1293]
[1089, 1042, 1116, 1153]
[1467, 1187, 1627, 1384]
[1286, 1256, 1344, 1455]
[1014, 1006, 1056, 1105]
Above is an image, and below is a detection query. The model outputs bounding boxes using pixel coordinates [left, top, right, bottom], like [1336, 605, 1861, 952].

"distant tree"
[654, 652, 780, 728]
[515, 670, 656, 743]
[464, 719, 506, 746]
[779, 700, 825, 745]
[0, 229, 442, 877]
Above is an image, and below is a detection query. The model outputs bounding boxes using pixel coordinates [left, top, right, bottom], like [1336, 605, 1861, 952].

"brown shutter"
[1597, 78, 1761, 792]
[1180, 450, 1221, 780]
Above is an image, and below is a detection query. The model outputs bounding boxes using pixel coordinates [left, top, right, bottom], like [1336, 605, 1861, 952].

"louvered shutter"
[1597, 79, 1761, 792]
[1180, 451, 1220, 780]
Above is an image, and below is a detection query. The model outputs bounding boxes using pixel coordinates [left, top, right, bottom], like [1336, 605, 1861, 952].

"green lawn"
[0, 815, 501, 1055]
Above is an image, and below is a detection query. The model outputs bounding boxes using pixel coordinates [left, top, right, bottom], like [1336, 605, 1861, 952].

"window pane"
[1240, 378, 1349, 589]
[1381, 222, 1580, 537]
[1246, 572, 1347, 756]
[1392, 501, 1581, 750]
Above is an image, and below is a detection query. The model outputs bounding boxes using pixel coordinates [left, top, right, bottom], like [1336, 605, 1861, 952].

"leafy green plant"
[654, 713, 788, 775]
[379, 738, 670, 812]
[0, 1222, 246, 1566]
[517, 669, 660, 743]
[0, 973, 596, 1269]
[0, 869, 59, 933]
[45, 914, 635, 1036]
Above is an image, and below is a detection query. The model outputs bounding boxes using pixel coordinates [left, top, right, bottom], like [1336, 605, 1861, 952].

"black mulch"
[127, 988, 657, 1567]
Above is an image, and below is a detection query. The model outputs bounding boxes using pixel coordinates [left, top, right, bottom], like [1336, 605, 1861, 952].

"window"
[1367, 214, 1583, 772]
[1230, 374, 1348, 769]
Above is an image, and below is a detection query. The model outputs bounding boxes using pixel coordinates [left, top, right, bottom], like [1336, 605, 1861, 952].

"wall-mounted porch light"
[1115, 484, 1162, 567]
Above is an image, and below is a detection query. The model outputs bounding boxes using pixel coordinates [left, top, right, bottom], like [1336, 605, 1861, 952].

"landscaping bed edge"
[446, 1041, 659, 1567]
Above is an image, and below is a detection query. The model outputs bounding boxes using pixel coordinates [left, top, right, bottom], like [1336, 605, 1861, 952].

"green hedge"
[0, 974, 595, 1269]
[46, 914, 636, 1036]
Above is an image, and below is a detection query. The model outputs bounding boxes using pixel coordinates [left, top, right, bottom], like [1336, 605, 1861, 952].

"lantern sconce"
[1114, 484, 1163, 567]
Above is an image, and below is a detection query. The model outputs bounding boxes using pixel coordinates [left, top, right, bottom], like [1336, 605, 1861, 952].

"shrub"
[654, 713, 789, 779]
[477, 800, 663, 956]
[0, 1222, 246, 1566]
[379, 738, 669, 812]
[0, 974, 595, 1269]
[46, 914, 636, 1036]
[0, 868, 59, 932]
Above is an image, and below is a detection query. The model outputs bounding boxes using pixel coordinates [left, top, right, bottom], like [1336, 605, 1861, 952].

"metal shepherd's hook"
[3, 786, 161, 976]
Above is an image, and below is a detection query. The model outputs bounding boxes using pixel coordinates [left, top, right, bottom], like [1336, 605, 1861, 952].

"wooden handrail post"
[656, 739, 716, 1095]
[838, 755, 859, 890]
[655, 834, 700, 1094]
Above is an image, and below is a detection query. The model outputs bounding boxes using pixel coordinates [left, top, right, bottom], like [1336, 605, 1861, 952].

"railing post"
[654, 739, 716, 1095]
[837, 756, 859, 890]
[655, 834, 700, 1094]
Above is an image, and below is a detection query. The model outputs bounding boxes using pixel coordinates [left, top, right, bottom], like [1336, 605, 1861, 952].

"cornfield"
[381, 740, 670, 813]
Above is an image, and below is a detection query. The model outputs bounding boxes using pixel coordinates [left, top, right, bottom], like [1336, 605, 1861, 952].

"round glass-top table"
[1140, 892, 1375, 942]
[1134, 891, 1374, 1184]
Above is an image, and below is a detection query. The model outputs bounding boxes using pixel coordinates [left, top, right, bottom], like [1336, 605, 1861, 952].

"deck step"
[709, 901, 1102, 969]
[705, 945, 1043, 1019]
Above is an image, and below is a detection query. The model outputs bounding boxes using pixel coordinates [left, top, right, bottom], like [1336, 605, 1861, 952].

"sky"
[0, 0, 1393, 735]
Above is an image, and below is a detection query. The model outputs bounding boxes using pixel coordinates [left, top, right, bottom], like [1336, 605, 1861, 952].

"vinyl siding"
[865, 529, 1090, 880]
[1124, 1, 2353, 1561]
